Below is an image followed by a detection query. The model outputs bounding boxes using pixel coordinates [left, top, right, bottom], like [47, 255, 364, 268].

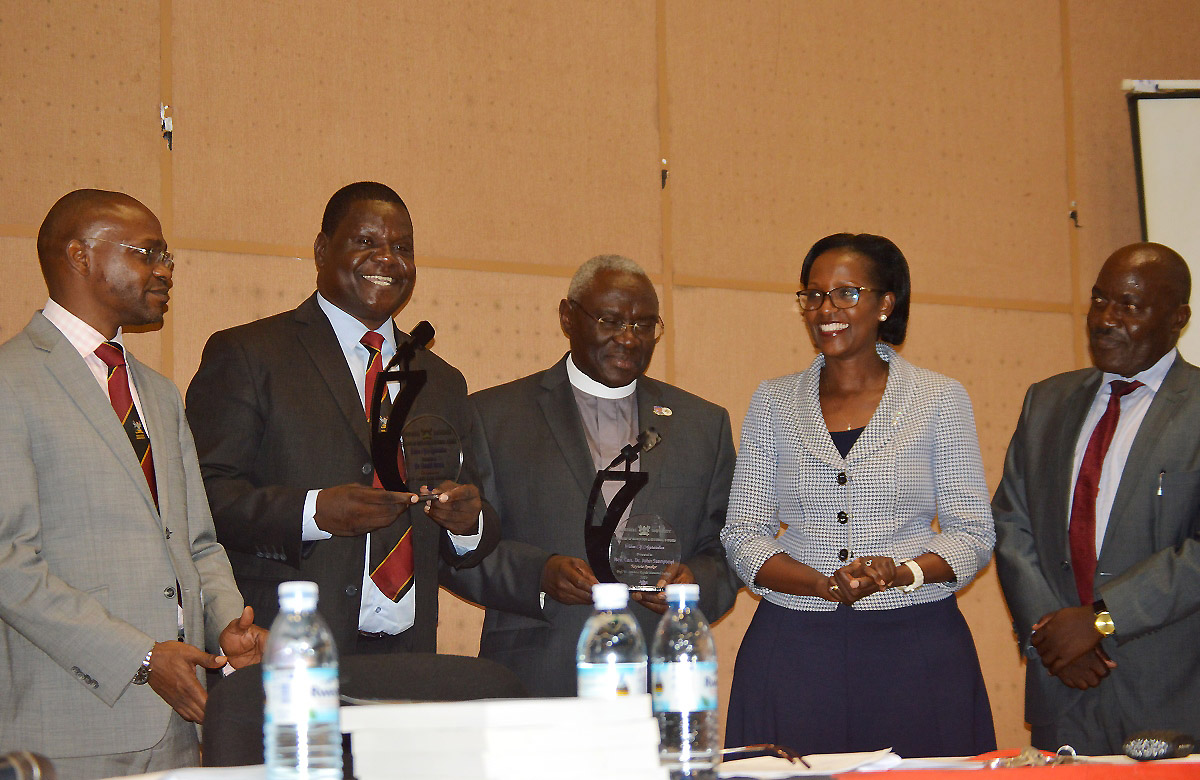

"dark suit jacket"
[443, 356, 739, 696]
[185, 294, 497, 654]
[993, 354, 1200, 737]
[0, 313, 244, 762]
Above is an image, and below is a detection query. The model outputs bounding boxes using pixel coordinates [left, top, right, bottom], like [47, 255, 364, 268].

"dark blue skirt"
[725, 597, 996, 758]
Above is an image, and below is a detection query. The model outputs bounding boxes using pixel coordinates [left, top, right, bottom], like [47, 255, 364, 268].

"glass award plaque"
[608, 513, 681, 592]
[399, 414, 463, 489]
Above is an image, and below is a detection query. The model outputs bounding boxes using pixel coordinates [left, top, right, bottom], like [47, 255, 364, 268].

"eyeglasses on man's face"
[795, 286, 881, 311]
[83, 237, 174, 271]
[568, 299, 665, 342]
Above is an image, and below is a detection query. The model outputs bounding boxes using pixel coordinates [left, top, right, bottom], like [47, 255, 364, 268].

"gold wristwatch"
[1093, 599, 1116, 637]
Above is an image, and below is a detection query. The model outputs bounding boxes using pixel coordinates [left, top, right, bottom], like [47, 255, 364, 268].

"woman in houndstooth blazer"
[721, 234, 996, 758]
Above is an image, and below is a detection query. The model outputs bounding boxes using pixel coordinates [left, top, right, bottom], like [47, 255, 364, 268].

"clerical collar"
[566, 354, 636, 399]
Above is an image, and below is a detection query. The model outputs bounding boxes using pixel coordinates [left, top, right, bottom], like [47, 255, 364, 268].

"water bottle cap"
[278, 580, 318, 611]
[665, 583, 700, 605]
[591, 582, 630, 609]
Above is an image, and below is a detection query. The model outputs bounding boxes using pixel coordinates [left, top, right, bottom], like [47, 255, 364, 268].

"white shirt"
[305, 293, 482, 634]
[565, 353, 637, 398]
[1069, 348, 1177, 552]
[41, 299, 149, 425]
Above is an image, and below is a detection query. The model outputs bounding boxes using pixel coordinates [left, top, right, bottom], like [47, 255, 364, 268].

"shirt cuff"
[448, 511, 485, 555]
[302, 489, 333, 542]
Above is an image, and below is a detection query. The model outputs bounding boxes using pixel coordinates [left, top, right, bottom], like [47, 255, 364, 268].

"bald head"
[37, 190, 157, 290]
[1087, 242, 1191, 376]
[36, 189, 171, 338]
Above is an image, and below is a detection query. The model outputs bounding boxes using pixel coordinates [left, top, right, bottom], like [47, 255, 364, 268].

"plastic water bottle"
[264, 581, 342, 780]
[651, 583, 719, 780]
[575, 582, 648, 698]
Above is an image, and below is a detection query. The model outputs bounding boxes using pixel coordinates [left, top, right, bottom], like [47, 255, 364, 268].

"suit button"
[164, 528, 172, 539]
[836, 472, 847, 485]
[362, 463, 373, 475]
[838, 549, 849, 562]
[164, 586, 176, 599]
[837, 511, 848, 524]
[345, 585, 359, 597]
[1061, 560, 1071, 571]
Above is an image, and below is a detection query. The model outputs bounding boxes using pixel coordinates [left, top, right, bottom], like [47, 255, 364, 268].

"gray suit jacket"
[0, 313, 244, 759]
[442, 357, 739, 697]
[185, 294, 498, 654]
[993, 354, 1200, 734]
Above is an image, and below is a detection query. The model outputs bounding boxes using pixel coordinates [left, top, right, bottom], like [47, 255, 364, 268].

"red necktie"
[95, 342, 158, 508]
[1068, 379, 1142, 604]
[361, 331, 414, 602]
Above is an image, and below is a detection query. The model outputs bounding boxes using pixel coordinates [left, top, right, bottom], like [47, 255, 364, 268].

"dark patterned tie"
[361, 331, 414, 602]
[1068, 379, 1143, 604]
[95, 341, 157, 509]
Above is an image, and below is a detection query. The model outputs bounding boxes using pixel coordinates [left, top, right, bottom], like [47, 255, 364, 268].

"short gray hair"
[567, 254, 650, 300]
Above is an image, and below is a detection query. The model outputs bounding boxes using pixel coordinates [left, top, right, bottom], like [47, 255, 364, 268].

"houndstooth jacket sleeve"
[720, 343, 995, 611]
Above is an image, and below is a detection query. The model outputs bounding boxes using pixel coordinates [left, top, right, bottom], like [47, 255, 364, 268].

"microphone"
[0, 752, 56, 780]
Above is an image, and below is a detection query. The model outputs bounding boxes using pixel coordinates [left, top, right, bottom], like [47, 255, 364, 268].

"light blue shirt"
[303, 293, 482, 634]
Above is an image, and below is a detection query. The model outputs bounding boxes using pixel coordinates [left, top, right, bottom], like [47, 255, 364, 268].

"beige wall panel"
[0, 238, 50, 344]
[438, 589, 485, 657]
[665, 1, 1071, 307]
[675, 286, 1078, 746]
[0, 0, 162, 226]
[1065, 0, 1200, 296]
[170, 1, 661, 271]
[169, 250, 318, 387]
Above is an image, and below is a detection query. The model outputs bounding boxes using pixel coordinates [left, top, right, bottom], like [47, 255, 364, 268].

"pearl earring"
[879, 314, 888, 321]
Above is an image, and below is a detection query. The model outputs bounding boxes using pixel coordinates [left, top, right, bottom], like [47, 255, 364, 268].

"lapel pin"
[653, 405, 672, 416]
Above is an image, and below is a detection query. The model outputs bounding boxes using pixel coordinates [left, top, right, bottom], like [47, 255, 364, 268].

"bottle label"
[651, 660, 718, 712]
[576, 661, 647, 698]
[264, 666, 340, 727]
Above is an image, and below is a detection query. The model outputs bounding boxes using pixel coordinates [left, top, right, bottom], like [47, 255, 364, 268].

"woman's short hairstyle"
[799, 233, 911, 346]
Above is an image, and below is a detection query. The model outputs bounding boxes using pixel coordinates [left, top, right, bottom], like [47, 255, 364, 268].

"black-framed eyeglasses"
[795, 286, 881, 311]
[568, 299, 665, 342]
[83, 237, 174, 271]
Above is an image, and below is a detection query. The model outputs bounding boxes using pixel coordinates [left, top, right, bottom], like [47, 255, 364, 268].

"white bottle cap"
[591, 582, 630, 610]
[665, 583, 700, 605]
[278, 580, 318, 612]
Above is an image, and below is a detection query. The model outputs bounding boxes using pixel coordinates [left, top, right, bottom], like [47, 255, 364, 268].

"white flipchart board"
[1127, 81, 1200, 363]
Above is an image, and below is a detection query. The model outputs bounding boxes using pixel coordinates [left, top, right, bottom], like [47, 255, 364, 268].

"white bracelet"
[899, 559, 924, 592]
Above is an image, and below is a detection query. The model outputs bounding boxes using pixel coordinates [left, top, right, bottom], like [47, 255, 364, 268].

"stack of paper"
[341, 695, 668, 780]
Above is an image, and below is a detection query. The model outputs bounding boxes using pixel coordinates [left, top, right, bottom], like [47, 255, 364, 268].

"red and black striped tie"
[95, 341, 158, 509]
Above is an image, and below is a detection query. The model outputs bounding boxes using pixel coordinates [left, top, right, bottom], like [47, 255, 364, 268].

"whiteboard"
[1129, 89, 1200, 362]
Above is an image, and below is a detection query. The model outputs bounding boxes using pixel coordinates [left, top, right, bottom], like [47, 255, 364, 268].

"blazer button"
[838, 549, 849, 562]
[1060, 560, 1071, 571]
[345, 585, 359, 597]
[836, 511, 848, 524]
[836, 472, 847, 485]
[362, 463, 373, 475]
[164, 586, 176, 599]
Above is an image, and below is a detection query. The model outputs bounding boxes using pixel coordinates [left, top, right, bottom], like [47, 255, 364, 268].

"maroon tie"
[1068, 379, 1142, 604]
[361, 331, 414, 602]
[95, 342, 158, 508]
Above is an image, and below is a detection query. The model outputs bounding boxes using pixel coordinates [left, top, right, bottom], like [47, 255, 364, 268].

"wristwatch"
[1093, 599, 1116, 637]
[132, 648, 154, 685]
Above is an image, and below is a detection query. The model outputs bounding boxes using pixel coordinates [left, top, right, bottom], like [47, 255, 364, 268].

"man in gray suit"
[993, 242, 1200, 753]
[443, 255, 739, 696]
[0, 190, 267, 779]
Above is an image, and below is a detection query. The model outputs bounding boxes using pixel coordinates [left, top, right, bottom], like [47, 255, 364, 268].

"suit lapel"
[31, 315, 158, 515]
[294, 295, 372, 455]
[1048, 372, 1103, 566]
[634, 378, 672, 510]
[1102, 359, 1187, 556]
[537, 359, 605, 496]
[793, 353, 848, 469]
[845, 346, 908, 467]
[127, 356, 168, 523]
